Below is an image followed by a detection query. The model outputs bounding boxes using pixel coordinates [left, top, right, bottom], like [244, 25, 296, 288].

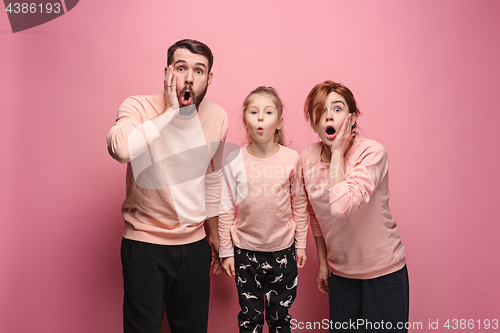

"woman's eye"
[322, 110, 326, 113]
[335, 107, 341, 112]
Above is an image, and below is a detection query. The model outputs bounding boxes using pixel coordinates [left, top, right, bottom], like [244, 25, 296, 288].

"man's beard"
[178, 83, 208, 110]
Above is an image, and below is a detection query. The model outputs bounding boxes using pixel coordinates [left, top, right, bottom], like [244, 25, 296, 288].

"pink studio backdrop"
[1, 1, 499, 332]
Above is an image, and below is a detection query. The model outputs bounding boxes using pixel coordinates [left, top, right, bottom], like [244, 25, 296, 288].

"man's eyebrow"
[173, 60, 207, 69]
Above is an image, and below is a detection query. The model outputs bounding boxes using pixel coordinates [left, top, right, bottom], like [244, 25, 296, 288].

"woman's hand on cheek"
[330, 114, 355, 156]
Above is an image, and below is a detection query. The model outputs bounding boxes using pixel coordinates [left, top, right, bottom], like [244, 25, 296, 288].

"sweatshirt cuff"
[311, 225, 323, 237]
[329, 180, 349, 204]
[219, 249, 234, 258]
[294, 241, 306, 249]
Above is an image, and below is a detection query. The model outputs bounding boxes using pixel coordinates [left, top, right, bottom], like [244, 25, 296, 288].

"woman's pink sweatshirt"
[219, 145, 308, 258]
[301, 136, 406, 279]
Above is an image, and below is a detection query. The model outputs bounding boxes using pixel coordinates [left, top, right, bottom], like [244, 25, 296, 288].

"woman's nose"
[325, 110, 334, 121]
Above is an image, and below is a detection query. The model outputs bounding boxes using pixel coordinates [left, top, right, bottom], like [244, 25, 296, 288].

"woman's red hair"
[304, 80, 361, 129]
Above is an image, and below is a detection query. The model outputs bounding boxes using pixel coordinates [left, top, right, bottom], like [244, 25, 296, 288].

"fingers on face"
[342, 114, 353, 136]
[171, 70, 177, 91]
[165, 65, 175, 89]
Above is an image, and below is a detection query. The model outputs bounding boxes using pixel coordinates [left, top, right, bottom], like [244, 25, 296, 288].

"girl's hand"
[330, 114, 355, 156]
[316, 262, 329, 295]
[295, 248, 307, 268]
[221, 256, 236, 278]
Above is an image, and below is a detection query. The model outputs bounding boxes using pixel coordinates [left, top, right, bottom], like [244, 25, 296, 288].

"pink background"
[1, 0, 499, 332]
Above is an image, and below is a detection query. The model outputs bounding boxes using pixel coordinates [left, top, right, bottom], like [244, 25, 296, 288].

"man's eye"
[177, 67, 185, 72]
[195, 69, 203, 74]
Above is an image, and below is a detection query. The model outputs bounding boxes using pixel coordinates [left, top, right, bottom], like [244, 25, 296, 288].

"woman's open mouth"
[325, 125, 336, 140]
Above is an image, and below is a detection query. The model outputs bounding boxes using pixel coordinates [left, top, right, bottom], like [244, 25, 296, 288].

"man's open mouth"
[325, 125, 336, 139]
[181, 89, 192, 106]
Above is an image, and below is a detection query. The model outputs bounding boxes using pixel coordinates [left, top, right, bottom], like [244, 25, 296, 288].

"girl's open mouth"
[325, 125, 336, 140]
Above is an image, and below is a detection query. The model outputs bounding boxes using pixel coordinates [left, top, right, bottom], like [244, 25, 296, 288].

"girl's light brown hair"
[304, 80, 361, 130]
[242, 86, 285, 146]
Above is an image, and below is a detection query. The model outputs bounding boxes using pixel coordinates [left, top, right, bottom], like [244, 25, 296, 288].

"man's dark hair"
[167, 39, 214, 73]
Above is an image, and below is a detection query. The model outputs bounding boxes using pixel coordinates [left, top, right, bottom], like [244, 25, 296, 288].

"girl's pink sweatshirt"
[219, 145, 308, 258]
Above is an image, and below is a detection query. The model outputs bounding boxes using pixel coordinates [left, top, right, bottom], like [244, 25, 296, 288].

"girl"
[301, 81, 409, 332]
[218, 86, 308, 333]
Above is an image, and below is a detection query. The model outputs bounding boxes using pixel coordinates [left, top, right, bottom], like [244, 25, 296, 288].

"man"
[107, 39, 227, 333]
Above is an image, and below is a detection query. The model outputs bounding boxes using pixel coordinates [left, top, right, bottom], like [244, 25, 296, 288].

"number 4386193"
[444, 319, 498, 330]
[5, 3, 61, 14]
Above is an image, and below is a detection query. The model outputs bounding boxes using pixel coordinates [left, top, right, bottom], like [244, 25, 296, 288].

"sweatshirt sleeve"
[329, 143, 389, 218]
[106, 97, 161, 163]
[218, 158, 237, 258]
[290, 154, 308, 249]
[300, 146, 323, 237]
[204, 116, 228, 219]
[307, 199, 323, 237]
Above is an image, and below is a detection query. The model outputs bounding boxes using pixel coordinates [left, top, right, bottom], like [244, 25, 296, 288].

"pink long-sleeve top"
[218, 145, 308, 258]
[301, 135, 406, 279]
[107, 94, 228, 245]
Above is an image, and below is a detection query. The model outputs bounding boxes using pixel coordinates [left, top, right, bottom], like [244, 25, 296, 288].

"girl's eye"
[334, 107, 341, 112]
[250, 111, 257, 115]
[266, 111, 273, 115]
[322, 110, 326, 113]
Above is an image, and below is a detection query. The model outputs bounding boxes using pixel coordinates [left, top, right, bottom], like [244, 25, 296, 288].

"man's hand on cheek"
[164, 65, 180, 112]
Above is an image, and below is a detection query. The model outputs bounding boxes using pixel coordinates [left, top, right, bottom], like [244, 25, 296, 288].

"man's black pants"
[121, 237, 211, 333]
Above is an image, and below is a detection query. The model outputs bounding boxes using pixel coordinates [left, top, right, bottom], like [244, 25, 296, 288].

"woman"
[301, 81, 408, 332]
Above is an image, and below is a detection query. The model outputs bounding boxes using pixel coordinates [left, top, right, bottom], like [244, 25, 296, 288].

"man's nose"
[185, 70, 194, 86]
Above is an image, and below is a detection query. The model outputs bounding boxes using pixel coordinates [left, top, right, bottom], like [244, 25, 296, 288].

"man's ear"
[207, 72, 214, 86]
